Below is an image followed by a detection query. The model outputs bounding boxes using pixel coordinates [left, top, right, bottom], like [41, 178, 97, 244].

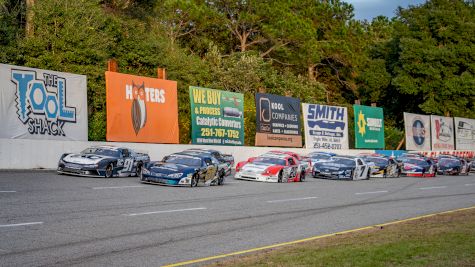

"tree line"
[1, 0, 474, 148]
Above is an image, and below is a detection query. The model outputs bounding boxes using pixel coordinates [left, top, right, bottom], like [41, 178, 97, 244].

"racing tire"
[105, 163, 114, 178]
[300, 171, 306, 182]
[217, 171, 225, 186]
[191, 174, 199, 187]
[278, 171, 283, 183]
[135, 162, 143, 177]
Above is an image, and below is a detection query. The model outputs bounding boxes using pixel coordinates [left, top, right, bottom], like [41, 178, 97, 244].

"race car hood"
[313, 162, 353, 172]
[63, 154, 113, 165]
[240, 162, 274, 173]
[146, 162, 196, 175]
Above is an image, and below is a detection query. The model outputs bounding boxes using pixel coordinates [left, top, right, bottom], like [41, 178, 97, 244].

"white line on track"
[465, 183, 475, 186]
[0, 222, 43, 228]
[92, 185, 145, 190]
[355, 190, 388, 195]
[266, 197, 318, 203]
[124, 207, 207, 216]
[418, 186, 447, 190]
[0, 191, 16, 193]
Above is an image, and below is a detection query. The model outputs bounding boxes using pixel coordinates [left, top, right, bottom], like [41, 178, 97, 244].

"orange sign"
[106, 71, 179, 143]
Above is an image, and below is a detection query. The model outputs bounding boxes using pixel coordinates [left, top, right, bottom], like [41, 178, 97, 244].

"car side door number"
[123, 158, 134, 172]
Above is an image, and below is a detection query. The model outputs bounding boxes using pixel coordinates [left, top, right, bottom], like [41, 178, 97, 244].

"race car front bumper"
[234, 171, 278, 182]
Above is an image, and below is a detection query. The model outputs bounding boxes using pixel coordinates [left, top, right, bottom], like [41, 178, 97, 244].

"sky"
[345, 0, 427, 21]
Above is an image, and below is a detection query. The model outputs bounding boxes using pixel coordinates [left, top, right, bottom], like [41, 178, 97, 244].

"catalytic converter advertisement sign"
[189, 86, 244, 146]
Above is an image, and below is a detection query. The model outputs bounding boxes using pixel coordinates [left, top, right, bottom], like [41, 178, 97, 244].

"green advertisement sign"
[189, 86, 244, 146]
[353, 105, 385, 149]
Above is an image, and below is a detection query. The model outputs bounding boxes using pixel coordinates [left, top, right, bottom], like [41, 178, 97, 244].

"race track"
[1, 170, 474, 266]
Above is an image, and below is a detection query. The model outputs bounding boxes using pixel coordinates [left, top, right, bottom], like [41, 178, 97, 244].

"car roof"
[91, 145, 122, 151]
[259, 153, 290, 160]
[185, 148, 219, 153]
[168, 153, 206, 160]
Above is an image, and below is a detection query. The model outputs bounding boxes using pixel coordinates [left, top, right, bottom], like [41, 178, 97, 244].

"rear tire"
[105, 163, 113, 178]
[300, 171, 306, 182]
[218, 171, 225, 185]
[135, 162, 143, 177]
[278, 171, 282, 183]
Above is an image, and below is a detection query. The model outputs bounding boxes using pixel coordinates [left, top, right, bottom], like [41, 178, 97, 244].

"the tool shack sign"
[106, 71, 179, 143]
[303, 104, 349, 149]
[354, 105, 385, 149]
[255, 93, 302, 147]
[189, 86, 244, 146]
[0, 64, 87, 140]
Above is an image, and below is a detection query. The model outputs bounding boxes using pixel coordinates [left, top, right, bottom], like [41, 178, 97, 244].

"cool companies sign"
[303, 104, 349, 149]
[0, 64, 87, 140]
[189, 86, 244, 146]
[454, 117, 475, 150]
[106, 71, 179, 143]
[353, 105, 385, 149]
[255, 93, 302, 147]
[404, 112, 431, 151]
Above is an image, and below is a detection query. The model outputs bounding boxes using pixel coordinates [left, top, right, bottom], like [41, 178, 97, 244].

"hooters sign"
[106, 71, 179, 143]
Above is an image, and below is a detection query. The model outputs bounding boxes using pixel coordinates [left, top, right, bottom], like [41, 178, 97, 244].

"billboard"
[303, 103, 349, 149]
[255, 93, 302, 147]
[189, 86, 244, 146]
[454, 117, 475, 150]
[0, 63, 87, 140]
[430, 115, 454, 151]
[353, 105, 385, 149]
[404, 112, 431, 151]
[106, 71, 179, 143]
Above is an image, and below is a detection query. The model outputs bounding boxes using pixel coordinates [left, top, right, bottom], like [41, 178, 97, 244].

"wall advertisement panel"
[353, 105, 385, 149]
[430, 115, 454, 151]
[106, 71, 179, 143]
[0, 63, 88, 140]
[255, 93, 302, 147]
[302, 103, 349, 149]
[189, 86, 244, 146]
[454, 117, 475, 150]
[403, 112, 431, 151]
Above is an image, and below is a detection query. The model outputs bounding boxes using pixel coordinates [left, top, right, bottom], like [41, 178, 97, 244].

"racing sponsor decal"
[255, 93, 302, 147]
[106, 71, 178, 143]
[454, 117, 475, 150]
[189, 86, 244, 146]
[430, 115, 454, 151]
[353, 105, 385, 149]
[0, 63, 87, 140]
[404, 112, 431, 151]
[303, 103, 349, 149]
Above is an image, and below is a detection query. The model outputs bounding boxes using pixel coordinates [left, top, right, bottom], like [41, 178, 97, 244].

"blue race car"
[140, 153, 222, 187]
[57, 146, 150, 178]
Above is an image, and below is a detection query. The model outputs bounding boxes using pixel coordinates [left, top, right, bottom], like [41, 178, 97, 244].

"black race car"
[312, 156, 370, 180]
[184, 148, 234, 175]
[363, 156, 401, 178]
[57, 146, 150, 178]
[140, 153, 222, 187]
[437, 157, 470, 175]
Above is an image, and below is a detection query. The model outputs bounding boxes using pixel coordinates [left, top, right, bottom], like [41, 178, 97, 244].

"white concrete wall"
[0, 138, 376, 170]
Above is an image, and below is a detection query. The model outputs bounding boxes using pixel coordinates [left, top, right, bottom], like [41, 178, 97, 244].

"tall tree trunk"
[26, 0, 35, 37]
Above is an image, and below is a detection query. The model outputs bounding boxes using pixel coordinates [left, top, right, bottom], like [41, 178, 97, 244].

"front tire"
[300, 171, 306, 182]
[135, 162, 143, 177]
[278, 171, 283, 183]
[217, 171, 225, 185]
[191, 174, 199, 187]
[105, 163, 113, 178]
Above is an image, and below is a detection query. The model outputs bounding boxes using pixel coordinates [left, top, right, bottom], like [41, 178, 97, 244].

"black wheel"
[278, 171, 283, 183]
[135, 162, 143, 177]
[105, 163, 113, 178]
[300, 171, 306, 182]
[191, 174, 199, 187]
[217, 171, 225, 185]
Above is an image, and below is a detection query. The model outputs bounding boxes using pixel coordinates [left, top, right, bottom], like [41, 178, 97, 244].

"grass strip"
[207, 208, 475, 267]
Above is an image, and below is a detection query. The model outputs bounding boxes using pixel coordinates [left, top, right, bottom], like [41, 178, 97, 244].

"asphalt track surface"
[1, 170, 475, 266]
